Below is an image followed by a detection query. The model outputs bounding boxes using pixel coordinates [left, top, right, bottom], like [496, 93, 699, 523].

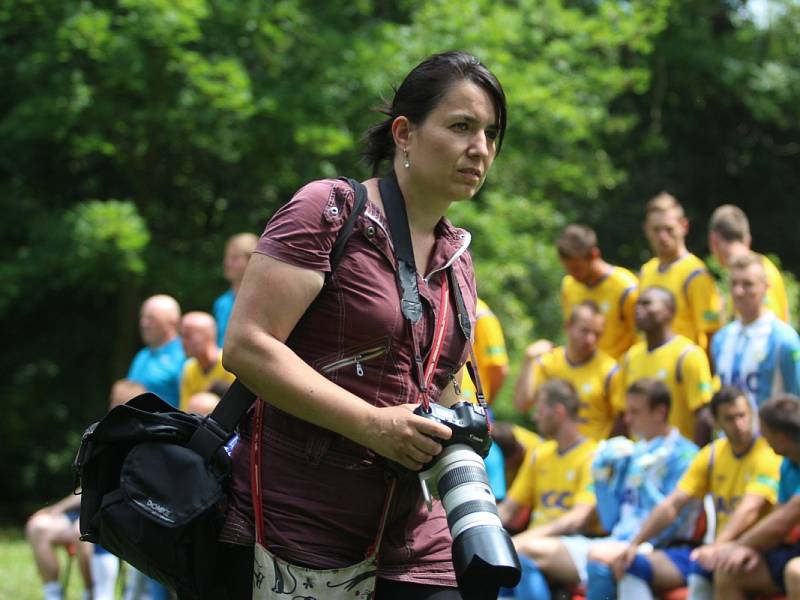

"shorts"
[766, 545, 800, 593]
[559, 535, 611, 583]
[661, 546, 694, 580]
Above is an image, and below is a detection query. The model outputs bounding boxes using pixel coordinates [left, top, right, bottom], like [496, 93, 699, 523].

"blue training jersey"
[593, 429, 698, 544]
[213, 289, 235, 347]
[711, 311, 800, 422]
[127, 337, 186, 408]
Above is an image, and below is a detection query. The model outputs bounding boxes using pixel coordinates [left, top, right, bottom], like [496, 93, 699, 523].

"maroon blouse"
[220, 178, 477, 586]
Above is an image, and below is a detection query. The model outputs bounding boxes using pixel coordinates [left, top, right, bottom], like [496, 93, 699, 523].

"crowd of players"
[469, 194, 800, 599]
[24, 193, 800, 600]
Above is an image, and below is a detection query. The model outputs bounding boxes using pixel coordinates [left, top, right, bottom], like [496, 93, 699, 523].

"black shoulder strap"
[379, 171, 423, 324]
[188, 177, 369, 460]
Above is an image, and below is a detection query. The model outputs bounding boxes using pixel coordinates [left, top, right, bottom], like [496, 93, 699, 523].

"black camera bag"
[73, 178, 367, 599]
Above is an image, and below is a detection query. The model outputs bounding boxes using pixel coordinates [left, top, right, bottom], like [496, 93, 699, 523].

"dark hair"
[362, 51, 507, 175]
[627, 378, 671, 416]
[537, 379, 579, 420]
[710, 385, 748, 418]
[556, 224, 598, 259]
[760, 394, 800, 438]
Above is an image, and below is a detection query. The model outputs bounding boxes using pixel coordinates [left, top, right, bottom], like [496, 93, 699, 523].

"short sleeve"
[574, 451, 597, 506]
[778, 328, 800, 397]
[745, 447, 781, 505]
[560, 277, 572, 321]
[474, 311, 508, 368]
[681, 346, 713, 412]
[605, 364, 623, 415]
[256, 179, 356, 272]
[677, 444, 712, 499]
[612, 354, 630, 413]
[686, 269, 724, 334]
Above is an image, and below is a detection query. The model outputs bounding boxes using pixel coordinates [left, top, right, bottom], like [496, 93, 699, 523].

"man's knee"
[25, 513, 52, 543]
[785, 557, 800, 589]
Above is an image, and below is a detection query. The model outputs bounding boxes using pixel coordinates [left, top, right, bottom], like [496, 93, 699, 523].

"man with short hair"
[127, 294, 185, 408]
[214, 232, 258, 347]
[513, 379, 698, 600]
[618, 286, 714, 445]
[708, 203, 790, 322]
[497, 380, 598, 599]
[179, 311, 235, 411]
[515, 301, 621, 440]
[712, 395, 800, 600]
[605, 386, 782, 600]
[557, 224, 639, 359]
[640, 193, 724, 352]
[711, 253, 800, 425]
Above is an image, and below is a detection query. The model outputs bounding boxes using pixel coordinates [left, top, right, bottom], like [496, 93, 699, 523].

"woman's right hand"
[362, 403, 454, 471]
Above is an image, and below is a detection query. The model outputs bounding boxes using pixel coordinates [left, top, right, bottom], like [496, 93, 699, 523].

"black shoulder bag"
[73, 178, 368, 599]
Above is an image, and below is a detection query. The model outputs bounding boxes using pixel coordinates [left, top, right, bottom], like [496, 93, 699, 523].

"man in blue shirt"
[511, 379, 697, 600]
[127, 294, 186, 408]
[713, 394, 800, 599]
[213, 233, 258, 347]
[711, 253, 800, 428]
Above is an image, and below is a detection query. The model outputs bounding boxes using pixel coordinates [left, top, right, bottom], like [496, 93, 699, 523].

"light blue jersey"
[711, 311, 800, 422]
[127, 337, 186, 408]
[213, 289, 235, 347]
[593, 429, 698, 545]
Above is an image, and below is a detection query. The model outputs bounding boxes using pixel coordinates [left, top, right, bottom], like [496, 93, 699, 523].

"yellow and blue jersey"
[461, 298, 508, 405]
[677, 436, 781, 537]
[179, 351, 236, 411]
[561, 266, 639, 359]
[618, 335, 713, 440]
[507, 438, 597, 530]
[533, 347, 621, 441]
[639, 253, 724, 352]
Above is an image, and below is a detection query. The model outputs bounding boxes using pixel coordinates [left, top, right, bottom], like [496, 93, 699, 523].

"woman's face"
[403, 80, 500, 203]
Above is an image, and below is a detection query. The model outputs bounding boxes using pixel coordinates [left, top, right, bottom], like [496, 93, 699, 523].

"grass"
[0, 527, 89, 600]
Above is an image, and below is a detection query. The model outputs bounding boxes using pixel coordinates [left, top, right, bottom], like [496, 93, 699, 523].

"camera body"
[414, 401, 520, 599]
[413, 401, 492, 465]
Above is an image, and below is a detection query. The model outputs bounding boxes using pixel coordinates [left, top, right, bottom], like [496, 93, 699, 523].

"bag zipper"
[320, 346, 387, 377]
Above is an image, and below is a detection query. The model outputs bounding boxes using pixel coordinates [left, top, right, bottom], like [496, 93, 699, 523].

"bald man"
[127, 294, 186, 408]
[179, 311, 235, 411]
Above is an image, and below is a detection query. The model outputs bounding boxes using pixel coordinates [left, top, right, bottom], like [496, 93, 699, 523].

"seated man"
[513, 379, 697, 600]
[515, 301, 621, 440]
[600, 386, 782, 600]
[498, 380, 598, 598]
[711, 394, 800, 600]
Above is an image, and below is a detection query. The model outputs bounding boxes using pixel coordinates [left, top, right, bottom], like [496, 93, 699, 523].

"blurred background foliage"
[2, 0, 799, 514]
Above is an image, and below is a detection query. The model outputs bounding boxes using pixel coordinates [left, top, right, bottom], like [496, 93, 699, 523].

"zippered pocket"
[320, 345, 388, 377]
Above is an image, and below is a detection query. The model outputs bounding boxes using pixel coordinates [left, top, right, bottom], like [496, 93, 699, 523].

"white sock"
[688, 573, 713, 600]
[619, 574, 655, 600]
[91, 553, 120, 600]
[43, 581, 63, 600]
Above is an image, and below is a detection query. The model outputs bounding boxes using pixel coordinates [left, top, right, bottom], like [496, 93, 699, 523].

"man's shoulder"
[608, 265, 639, 288]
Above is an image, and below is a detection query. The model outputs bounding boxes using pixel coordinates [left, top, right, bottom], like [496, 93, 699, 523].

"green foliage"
[1, 0, 799, 507]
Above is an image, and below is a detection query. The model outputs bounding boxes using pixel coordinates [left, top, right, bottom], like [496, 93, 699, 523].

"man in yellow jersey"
[179, 311, 235, 411]
[712, 395, 800, 600]
[640, 193, 724, 352]
[497, 380, 598, 600]
[618, 287, 714, 445]
[460, 297, 509, 405]
[557, 224, 639, 359]
[708, 204, 790, 323]
[515, 301, 621, 440]
[605, 386, 781, 600]
[499, 380, 597, 536]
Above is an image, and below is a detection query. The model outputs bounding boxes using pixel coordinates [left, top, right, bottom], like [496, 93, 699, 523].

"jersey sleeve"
[745, 447, 781, 505]
[179, 362, 192, 411]
[613, 354, 630, 414]
[685, 269, 724, 336]
[256, 179, 355, 272]
[778, 329, 800, 397]
[574, 451, 597, 506]
[605, 364, 624, 416]
[677, 444, 712, 499]
[764, 257, 790, 322]
[560, 277, 572, 321]
[507, 449, 538, 508]
[680, 346, 713, 412]
[474, 311, 509, 368]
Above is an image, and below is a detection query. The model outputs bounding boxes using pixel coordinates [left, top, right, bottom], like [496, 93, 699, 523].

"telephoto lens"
[417, 403, 521, 599]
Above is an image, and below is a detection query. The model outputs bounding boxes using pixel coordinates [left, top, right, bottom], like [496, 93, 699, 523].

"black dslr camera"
[414, 401, 521, 600]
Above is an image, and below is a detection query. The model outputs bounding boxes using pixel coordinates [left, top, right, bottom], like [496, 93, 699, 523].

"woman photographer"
[220, 51, 507, 599]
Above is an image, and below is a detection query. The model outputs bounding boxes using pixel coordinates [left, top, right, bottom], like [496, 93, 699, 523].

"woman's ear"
[391, 116, 413, 152]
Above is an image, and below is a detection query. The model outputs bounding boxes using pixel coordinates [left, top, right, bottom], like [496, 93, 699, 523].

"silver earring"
[403, 150, 410, 169]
